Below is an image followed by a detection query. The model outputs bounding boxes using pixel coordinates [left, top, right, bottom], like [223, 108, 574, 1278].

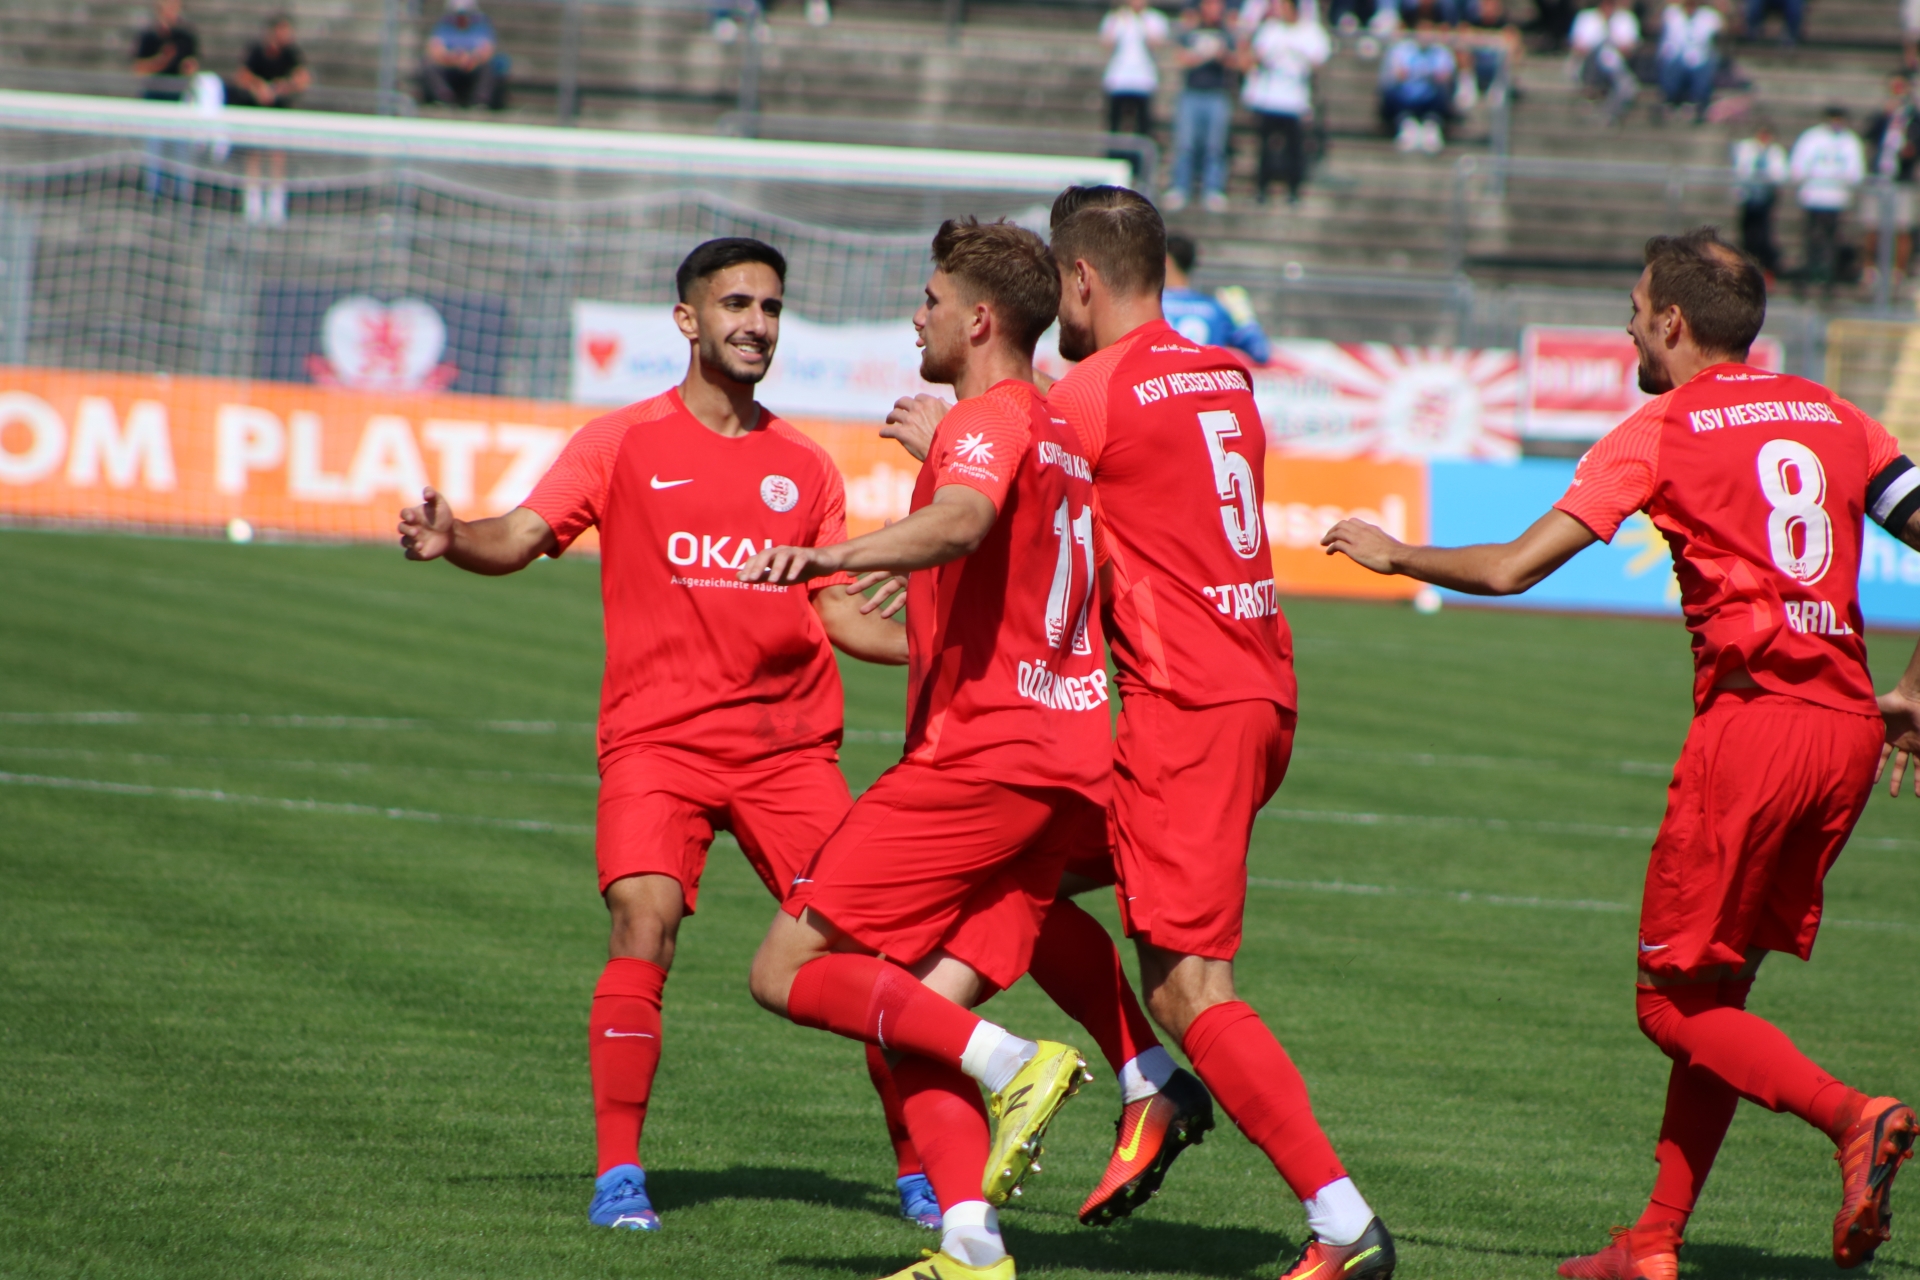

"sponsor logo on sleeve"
[955, 432, 995, 465]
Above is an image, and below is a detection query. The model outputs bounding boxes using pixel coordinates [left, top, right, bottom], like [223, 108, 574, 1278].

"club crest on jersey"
[760, 474, 799, 512]
[955, 433, 994, 465]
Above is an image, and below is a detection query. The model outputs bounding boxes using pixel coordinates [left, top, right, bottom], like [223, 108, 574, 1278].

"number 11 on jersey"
[1046, 499, 1096, 656]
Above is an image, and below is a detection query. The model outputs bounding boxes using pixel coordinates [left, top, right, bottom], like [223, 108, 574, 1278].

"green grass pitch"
[2, 526, 1917, 1280]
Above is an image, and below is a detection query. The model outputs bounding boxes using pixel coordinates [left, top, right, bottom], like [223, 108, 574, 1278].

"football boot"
[873, 1248, 1015, 1280]
[1834, 1096, 1918, 1268]
[1276, 1216, 1397, 1280]
[982, 1040, 1089, 1206]
[1079, 1066, 1215, 1225]
[897, 1173, 942, 1230]
[1555, 1224, 1679, 1280]
[588, 1163, 661, 1231]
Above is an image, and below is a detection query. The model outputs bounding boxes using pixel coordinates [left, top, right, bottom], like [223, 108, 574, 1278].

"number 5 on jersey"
[1200, 410, 1263, 560]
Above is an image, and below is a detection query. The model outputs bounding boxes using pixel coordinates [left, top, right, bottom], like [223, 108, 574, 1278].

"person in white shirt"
[1791, 106, 1867, 287]
[1731, 122, 1788, 274]
[1241, 0, 1330, 203]
[1102, 0, 1172, 140]
[1569, 0, 1638, 122]
[1655, 0, 1721, 124]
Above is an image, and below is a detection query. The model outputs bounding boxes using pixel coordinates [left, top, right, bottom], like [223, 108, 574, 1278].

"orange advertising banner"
[1263, 455, 1428, 600]
[0, 367, 1430, 603]
[0, 368, 584, 541]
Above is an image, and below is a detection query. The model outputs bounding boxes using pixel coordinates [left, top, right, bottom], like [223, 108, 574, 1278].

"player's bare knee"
[749, 909, 830, 1016]
[604, 873, 684, 966]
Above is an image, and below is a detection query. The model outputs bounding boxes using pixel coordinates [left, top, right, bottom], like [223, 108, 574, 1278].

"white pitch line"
[1261, 806, 1660, 841]
[0, 770, 593, 835]
[1247, 876, 1918, 933]
[0, 745, 603, 787]
[1259, 805, 1920, 852]
[0, 710, 906, 743]
[1292, 745, 1674, 776]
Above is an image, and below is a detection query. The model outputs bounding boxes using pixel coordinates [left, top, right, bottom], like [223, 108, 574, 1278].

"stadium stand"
[0, 0, 1907, 325]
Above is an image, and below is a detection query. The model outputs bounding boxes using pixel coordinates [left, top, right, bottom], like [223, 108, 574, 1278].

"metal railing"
[716, 112, 1158, 190]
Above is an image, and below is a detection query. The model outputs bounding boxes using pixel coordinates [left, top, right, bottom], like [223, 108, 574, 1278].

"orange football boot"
[1275, 1217, 1396, 1280]
[1556, 1225, 1679, 1280]
[1078, 1067, 1214, 1226]
[1834, 1096, 1918, 1268]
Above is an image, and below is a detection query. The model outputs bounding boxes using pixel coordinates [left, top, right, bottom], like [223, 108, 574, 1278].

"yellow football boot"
[874, 1249, 1015, 1280]
[982, 1039, 1089, 1205]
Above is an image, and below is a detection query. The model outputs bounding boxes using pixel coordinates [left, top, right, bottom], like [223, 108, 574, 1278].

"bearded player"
[396, 237, 937, 1234]
[739, 218, 1111, 1280]
[1035, 185, 1394, 1280]
[1323, 227, 1918, 1280]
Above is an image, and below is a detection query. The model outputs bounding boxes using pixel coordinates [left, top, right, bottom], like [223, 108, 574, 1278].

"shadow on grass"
[446, 1172, 595, 1184]
[788, 1216, 1295, 1278]
[1684, 1243, 1920, 1278]
[647, 1165, 894, 1215]
[1396, 1230, 1567, 1261]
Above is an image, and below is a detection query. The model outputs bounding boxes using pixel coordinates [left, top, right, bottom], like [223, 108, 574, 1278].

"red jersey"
[901, 379, 1110, 799]
[1046, 320, 1296, 711]
[523, 389, 850, 767]
[1556, 364, 1901, 717]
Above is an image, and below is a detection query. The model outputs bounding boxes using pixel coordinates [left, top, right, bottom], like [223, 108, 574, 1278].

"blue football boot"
[589, 1163, 661, 1231]
[896, 1172, 941, 1229]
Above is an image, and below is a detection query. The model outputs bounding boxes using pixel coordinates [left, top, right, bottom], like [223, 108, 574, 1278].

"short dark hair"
[675, 237, 787, 303]
[1049, 185, 1166, 298]
[930, 216, 1060, 354]
[1165, 232, 1197, 275]
[1643, 226, 1766, 357]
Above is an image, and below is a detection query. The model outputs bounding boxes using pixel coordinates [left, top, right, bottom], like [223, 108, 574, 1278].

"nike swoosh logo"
[650, 476, 693, 489]
[603, 1030, 656, 1038]
[1638, 941, 1669, 953]
[1115, 1104, 1154, 1162]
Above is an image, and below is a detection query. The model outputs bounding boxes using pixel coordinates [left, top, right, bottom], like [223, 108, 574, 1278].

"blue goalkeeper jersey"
[1161, 287, 1273, 365]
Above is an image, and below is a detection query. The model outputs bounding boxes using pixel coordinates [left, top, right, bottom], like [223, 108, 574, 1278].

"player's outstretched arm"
[812, 583, 908, 665]
[737, 485, 998, 585]
[398, 487, 557, 576]
[1321, 507, 1598, 596]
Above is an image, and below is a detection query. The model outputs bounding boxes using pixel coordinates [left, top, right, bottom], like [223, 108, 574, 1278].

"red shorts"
[595, 743, 852, 912]
[1110, 693, 1294, 960]
[785, 760, 1106, 992]
[1638, 688, 1882, 978]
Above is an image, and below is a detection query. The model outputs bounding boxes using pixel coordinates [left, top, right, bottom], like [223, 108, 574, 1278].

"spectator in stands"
[1379, 26, 1456, 153]
[132, 0, 199, 100]
[1741, 0, 1800, 46]
[1101, 0, 1171, 142]
[1907, 0, 1920, 73]
[1163, 233, 1273, 362]
[1569, 0, 1638, 122]
[1460, 0, 1521, 97]
[1731, 120, 1787, 276]
[227, 13, 309, 108]
[1862, 74, 1920, 288]
[1165, 0, 1240, 212]
[1242, 0, 1328, 203]
[1791, 105, 1866, 288]
[1654, 0, 1721, 124]
[422, 0, 506, 110]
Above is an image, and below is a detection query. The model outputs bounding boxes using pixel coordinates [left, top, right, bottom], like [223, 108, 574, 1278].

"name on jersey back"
[1131, 367, 1253, 406]
[1686, 400, 1842, 434]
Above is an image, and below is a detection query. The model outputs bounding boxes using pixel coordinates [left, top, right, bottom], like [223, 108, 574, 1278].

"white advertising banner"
[571, 300, 944, 418]
[572, 302, 1525, 461]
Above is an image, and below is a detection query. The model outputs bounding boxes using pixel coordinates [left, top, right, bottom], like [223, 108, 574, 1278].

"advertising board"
[1520, 326, 1784, 441]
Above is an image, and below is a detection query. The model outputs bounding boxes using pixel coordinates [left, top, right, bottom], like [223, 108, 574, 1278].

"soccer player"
[1039, 184, 1396, 1280]
[1322, 227, 1918, 1279]
[738, 217, 1110, 1280]
[396, 237, 931, 1234]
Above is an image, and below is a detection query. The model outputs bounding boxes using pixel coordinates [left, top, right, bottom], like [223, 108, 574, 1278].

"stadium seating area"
[0, 0, 1908, 293]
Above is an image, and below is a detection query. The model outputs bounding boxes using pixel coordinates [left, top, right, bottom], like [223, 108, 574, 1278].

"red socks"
[1640, 1060, 1740, 1231]
[1183, 1001, 1346, 1201]
[867, 1043, 924, 1178]
[892, 1054, 992, 1211]
[786, 953, 980, 1066]
[589, 957, 667, 1174]
[1636, 984, 1866, 1141]
[1026, 897, 1162, 1074]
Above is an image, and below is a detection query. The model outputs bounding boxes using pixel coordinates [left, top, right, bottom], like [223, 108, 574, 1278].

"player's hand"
[739, 543, 844, 585]
[882, 395, 949, 463]
[1320, 518, 1401, 575]
[398, 486, 456, 561]
[848, 570, 908, 619]
[1875, 685, 1920, 796]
